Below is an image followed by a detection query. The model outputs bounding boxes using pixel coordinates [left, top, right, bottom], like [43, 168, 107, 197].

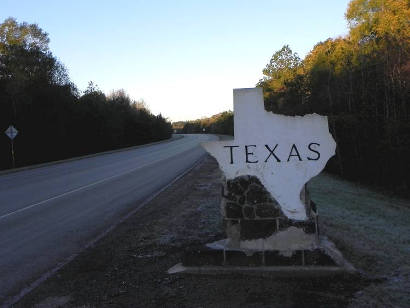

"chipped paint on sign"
[202, 88, 336, 221]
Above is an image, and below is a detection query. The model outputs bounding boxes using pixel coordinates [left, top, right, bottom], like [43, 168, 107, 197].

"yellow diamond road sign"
[5, 125, 18, 140]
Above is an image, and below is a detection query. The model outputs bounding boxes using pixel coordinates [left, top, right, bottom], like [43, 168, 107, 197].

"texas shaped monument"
[202, 88, 336, 221]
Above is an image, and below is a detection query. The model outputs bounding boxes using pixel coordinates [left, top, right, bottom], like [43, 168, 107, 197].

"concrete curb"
[168, 263, 352, 277]
[0, 135, 184, 176]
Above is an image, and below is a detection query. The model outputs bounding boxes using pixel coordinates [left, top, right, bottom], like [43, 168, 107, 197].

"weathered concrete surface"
[202, 88, 336, 220]
[238, 226, 317, 251]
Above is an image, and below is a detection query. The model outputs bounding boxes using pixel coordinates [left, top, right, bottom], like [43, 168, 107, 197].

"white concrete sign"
[202, 88, 336, 221]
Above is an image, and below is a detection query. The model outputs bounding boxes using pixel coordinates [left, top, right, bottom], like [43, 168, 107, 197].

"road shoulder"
[13, 156, 362, 307]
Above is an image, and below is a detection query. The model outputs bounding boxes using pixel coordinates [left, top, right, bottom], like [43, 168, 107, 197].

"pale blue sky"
[1, 0, 351, 121]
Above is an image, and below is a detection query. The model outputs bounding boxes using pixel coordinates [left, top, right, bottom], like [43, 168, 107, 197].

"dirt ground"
[14, 155, 409, 308]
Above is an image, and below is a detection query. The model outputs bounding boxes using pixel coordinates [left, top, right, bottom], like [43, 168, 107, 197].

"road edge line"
[0, 135, 184, 176]
[2, 153, 207, 308]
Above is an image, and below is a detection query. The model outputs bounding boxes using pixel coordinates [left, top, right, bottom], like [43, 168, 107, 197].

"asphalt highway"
[0, 134, 217, 304]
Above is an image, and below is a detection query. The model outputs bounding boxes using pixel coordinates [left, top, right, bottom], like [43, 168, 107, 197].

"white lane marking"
[0, 135, 215, 221]
[0, 158, 163, 221]
[1, 155, 207, 308]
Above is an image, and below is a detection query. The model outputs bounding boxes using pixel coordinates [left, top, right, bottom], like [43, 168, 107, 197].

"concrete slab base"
[168, 236, 355, 276]
[168, 263, 352, 277]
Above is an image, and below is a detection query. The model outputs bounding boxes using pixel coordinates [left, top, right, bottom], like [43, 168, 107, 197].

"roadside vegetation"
[259, 0, 409, 192]
[173, 111, 233, 135]
[309, 173, 410, 307]
[177, 0, 409, 193]
[0, 18, 172, 170]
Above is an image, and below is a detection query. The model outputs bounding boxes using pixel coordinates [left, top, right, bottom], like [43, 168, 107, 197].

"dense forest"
[178, 0, 409, 192]
[173, 111, 234, 135]
[259, 0, 409, 191]
[0, 18, 172, 170]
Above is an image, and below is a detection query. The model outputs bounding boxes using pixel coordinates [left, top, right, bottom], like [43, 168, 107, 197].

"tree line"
[0, 18, 172, 170]
[258, 0, 409, 192]
[174, 111, 234, 135]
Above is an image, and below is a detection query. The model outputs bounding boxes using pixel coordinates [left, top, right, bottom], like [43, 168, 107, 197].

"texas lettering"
[224, 143, 321, 164]
[202, 88, 336, 220]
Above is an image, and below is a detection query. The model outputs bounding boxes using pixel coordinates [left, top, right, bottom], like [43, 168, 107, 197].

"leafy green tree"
[257, 0, 410, 192]
[258, 45, 306, 114]
[0, 17, 49, 54]
[346, 0, 410, 46]
[260, 45, 301, 91]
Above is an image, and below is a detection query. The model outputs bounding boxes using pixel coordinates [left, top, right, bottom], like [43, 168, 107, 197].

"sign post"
[4, 125, 18, 168]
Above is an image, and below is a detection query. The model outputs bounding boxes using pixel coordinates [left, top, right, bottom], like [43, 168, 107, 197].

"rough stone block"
[255, 203, 281, 218]
[240, 220, 276, 240]
[225, 202, 243, 219]
[243, 206, 256, 219]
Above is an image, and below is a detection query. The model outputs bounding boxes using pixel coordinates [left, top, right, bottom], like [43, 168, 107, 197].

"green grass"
[309, 173, 410, 308]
